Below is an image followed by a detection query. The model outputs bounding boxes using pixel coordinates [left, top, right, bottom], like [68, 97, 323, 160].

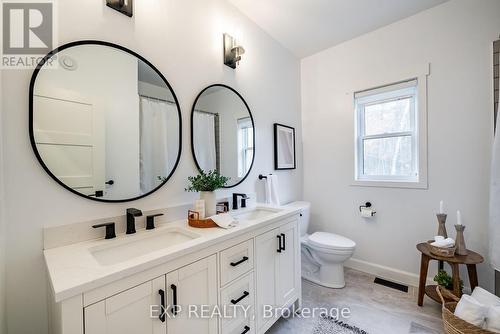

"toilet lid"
[307, 232, 356, 250]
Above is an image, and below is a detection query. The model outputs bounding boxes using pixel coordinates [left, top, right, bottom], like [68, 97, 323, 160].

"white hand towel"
[434, 236, 445, 242]
[265, 174, 280, 206]
[431, 238, 455, 248]
[210, 213, 238, 229]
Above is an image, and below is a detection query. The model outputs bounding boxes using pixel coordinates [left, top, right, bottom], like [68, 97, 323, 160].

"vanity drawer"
[220, 272, 255, 334]
[220, 239, 254, 286]
[222, 317, 254, 334]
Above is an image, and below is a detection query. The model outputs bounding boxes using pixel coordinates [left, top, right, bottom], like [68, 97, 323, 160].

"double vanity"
[29, 40, 299, 334]
[45, 205, 302, 334]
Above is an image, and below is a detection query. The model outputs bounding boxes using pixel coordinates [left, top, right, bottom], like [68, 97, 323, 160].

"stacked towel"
[431, 237, 455, 248]
[210, 213, 238, 229]
[454, 287, 500, 332]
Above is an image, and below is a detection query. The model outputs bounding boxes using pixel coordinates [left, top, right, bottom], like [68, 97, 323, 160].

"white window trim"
[352, 69, 429, 189]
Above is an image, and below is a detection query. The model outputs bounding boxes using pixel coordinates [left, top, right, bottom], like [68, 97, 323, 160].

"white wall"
[0, 67, 6, 334]
[301, 0, 500, 290]
[0, 0, 302, 333]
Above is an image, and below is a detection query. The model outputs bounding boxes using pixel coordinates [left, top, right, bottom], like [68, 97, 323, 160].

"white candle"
[457, 210, 462, 225]
[439, 200, 444, 214]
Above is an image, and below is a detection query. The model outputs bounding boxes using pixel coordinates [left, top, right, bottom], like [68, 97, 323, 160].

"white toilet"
[285, 201, 356, 289]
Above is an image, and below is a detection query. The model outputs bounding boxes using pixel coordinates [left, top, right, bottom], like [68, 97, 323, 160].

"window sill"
[351, 179, 428, 189]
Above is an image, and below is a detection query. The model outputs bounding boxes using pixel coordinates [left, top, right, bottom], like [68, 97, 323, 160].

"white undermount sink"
[232, 207, 282, 221]
[90, 227, 200, 266]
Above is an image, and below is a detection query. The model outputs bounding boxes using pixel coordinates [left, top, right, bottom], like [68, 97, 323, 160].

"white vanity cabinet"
[47, 211, 301, 334]
[83, 256, 218, 334]
[84, 276, 166, 334]
[255, 220, 300, 332]
[166, 255, 218, 334]
[276, 221, 299, 307]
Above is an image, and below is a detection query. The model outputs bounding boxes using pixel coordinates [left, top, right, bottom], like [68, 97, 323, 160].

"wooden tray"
[187, 210, 218, 228]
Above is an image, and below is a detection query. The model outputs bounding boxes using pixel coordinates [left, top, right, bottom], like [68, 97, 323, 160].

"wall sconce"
[223, 33, 245, 69]
[106, 0, 133, 17]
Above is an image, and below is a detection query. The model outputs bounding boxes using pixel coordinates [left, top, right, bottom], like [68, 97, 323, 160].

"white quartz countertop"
[44, 205, 300, 302]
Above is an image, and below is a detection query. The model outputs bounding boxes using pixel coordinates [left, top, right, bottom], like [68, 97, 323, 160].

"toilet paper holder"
[359, 202, 376, 216]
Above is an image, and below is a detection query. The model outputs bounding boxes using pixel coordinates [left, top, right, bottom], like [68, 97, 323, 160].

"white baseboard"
[345, 258, 435, 288]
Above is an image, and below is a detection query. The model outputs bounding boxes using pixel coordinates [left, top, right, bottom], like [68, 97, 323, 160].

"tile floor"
[267, 268, 444, 334]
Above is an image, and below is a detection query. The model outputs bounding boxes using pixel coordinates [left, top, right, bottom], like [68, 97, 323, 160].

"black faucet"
[232, 193, 249, 210]
[146, 213, 164, 230]
[92, 222, 116, 239]
[126, 208, 142, 234]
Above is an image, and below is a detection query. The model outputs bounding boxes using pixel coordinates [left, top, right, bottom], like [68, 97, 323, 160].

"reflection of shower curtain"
[193, 111, 216, 171]
[140, 97, 174, 192]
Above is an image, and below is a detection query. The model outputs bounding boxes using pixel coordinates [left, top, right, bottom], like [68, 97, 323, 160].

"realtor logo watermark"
[1, 0, 56, 69]
[150, 304, 352, 321]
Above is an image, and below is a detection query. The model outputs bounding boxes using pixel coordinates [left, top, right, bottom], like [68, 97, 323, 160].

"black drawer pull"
[281, 233, 286, 251]
[231, 291, 249, 305]
[158, 289, 166, 322]
[277, 235, 282, 253]
[171, 284, 179, 316]
[230, 256, 249, 267]
[241, 325, 250, 334]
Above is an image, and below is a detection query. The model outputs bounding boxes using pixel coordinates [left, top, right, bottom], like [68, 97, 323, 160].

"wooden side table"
[416, 242, 484, 306]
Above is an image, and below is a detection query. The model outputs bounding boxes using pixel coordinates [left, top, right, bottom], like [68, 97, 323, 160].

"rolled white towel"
[210, 213, 238, 229]
[434, 236, 445, 242]
[431, 238, 455, 248]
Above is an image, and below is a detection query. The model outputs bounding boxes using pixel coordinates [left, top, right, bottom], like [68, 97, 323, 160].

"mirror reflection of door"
[33, 91, 105, 196]
[31, 42, 181, 201]
[192, 85, 255, 188]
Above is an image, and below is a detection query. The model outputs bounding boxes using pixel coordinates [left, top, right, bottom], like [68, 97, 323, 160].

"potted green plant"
[434, 269, 464, 293]
[185, 170, 230, 216]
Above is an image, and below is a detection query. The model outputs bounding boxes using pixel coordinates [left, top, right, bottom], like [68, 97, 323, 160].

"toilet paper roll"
[361, 207, 375, 218]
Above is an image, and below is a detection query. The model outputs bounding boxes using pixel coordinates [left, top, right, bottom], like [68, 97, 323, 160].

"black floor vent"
[374, 277, 409, 293]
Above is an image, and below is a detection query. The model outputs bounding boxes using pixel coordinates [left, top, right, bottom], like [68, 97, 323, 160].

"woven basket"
[187, 210, 218, 228]
[436, 286, 493, 334]
[427, 240, 456, 258]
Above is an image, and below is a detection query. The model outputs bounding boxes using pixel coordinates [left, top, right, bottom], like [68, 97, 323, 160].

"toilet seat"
[307, 232, 356, 251]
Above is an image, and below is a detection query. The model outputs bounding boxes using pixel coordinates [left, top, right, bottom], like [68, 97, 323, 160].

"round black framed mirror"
[29, 40, 182, 202]
[191, 84, 255, 188]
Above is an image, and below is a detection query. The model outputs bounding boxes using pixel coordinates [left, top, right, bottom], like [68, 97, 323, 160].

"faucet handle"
[127, 208, 143, 216]
[92, 222, 116, 239]
[146, 214, 164, 230]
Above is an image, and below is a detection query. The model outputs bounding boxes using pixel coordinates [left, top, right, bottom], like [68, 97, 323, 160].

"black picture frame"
[274, 123, 296, 170]
[190, 84, 255, 188]
[29, 40, 182, 203]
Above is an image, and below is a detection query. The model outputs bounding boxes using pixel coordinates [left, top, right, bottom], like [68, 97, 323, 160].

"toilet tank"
[285, 201, 311, 237]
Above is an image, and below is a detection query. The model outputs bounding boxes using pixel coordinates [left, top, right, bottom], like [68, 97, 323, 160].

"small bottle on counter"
[194, 199, 206, 219]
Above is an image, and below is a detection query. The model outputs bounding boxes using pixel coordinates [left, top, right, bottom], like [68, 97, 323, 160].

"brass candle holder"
[436, 214, 448, 238]
[455, 224, 468, 256]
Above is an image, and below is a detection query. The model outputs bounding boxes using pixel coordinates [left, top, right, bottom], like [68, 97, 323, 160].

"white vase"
[200, 191, 217, 217]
